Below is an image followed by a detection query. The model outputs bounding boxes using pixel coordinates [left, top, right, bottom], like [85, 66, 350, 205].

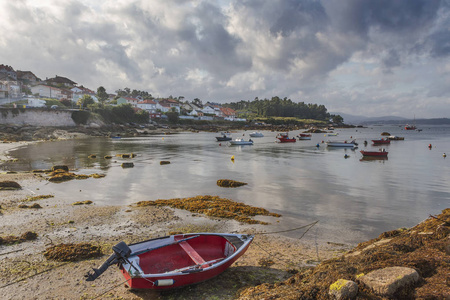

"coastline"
[0, 140, 344, 299]
[1, 131, 448, 299]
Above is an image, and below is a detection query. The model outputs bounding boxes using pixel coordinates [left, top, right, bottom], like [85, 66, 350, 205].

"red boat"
[277, 132, 296, 143]
[85, 233, 253, 289]
[404, 124, 416, 130]
[297, 133, 312, 140]
[372, 138, 390, 145]
[360, 149, 388, 157]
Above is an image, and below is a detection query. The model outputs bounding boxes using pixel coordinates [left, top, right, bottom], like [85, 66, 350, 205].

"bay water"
[5, 125, 450, 245]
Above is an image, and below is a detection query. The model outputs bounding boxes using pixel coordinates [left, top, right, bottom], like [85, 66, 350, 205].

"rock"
[329, 279, 358, 300]
[359, 267, 420, 297]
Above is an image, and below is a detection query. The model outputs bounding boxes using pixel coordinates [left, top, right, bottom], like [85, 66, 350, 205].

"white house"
[137, 99, 157, 112]
[30, 84, 63, 99]
[202, 105, 216, 115]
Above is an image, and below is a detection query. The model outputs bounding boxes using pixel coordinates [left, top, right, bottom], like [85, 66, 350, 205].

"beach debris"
[91, 173, 106, 178]
[72, 200, 93, 205]
[43, 243, 103, 262]
[0, 231, 38, 245]
[104, 155, 113, 159]
[217, 179, 247, 188]
[0, 180, 22, 190]
[88, 154, 97, 159]
[116, 153, 136, 158]
[121, 162, 134, 168]
[134, 195, 281, 225]
[160, 161, 170, 165]
[22, 194, 54, 202]
[238, 208, 450, 299]
[18, 203, 42, 209]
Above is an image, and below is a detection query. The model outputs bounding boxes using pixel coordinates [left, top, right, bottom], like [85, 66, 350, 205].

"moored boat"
[372, 138, 390, 145]
[249, 132, 264, 138]
[229, 138, 254, 145]
[404, 124, 416, 130]
[388, 135, 404, 140]
[326, 140, 358, 148]
[297, 133, 312, 140]
[276, 132, 296, 143]
[85, 233, 254, 290]
[360, 149, 388, 157]
[216, 132, 232, 141]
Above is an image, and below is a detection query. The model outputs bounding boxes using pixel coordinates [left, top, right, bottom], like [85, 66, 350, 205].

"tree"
[331, 114, 344, 124]
[192, 98, 202, 107]
[77, 95, 95, 108]
[166, 111, 179, 123]
[96, 86, 108, 104]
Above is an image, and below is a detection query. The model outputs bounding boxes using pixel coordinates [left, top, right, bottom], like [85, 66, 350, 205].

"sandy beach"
[0, 140, 345, 299]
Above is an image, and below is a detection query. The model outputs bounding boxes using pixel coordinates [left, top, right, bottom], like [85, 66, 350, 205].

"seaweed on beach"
[18, 203, 42, 209]
[134, 195, 281, 225]
[43, 243, 103, 262]
[22, 194, 54, 202]
[0, 181, 22, 190]
[237, 208, 450, 299]
[72, 200, 93, 205]
[0, 231, 38, 246]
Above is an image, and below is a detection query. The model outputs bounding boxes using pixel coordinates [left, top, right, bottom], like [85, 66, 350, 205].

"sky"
[1, 0, 449, 119]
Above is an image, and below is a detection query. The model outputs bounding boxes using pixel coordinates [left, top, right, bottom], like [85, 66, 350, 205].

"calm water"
[4, 125, 450, 245]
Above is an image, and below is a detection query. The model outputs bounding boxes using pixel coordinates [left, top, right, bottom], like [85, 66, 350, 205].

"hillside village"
[0, 64, 241, 122]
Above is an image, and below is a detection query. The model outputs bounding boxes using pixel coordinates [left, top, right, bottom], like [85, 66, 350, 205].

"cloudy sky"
[1, 0, 449, 118]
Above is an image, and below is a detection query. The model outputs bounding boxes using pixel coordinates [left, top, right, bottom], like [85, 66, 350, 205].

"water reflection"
[3, 126, 450, 245]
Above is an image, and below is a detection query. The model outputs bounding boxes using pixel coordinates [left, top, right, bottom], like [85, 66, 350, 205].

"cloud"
[1, 0, 449, 118]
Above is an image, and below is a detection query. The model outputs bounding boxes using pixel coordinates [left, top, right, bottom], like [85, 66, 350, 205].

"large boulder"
[360, 266, 420, 297]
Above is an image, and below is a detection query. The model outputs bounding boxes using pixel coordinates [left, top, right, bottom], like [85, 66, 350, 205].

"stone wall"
[0, 108, 77, 126]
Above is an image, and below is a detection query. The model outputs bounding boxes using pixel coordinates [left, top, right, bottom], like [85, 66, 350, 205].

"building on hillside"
[46, 75, 77, 87]
[155, 102, 171, 113]
[188, 109, 204, 117]
[158, 99, 181, 113]
[71, 86, 97, 103]
[17, 71, 39, 84]
[0, 64, 17, 80]
[117, 97, 140, 107]
[0, 76, 21, 99]
[137, 99, 157, 112]
[30, 84, 64, 99]
[202, 105, 217, 115]
[220, 107, 237, 119]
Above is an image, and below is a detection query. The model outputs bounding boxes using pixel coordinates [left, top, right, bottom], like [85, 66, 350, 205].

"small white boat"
[229, 138, 254, 145]
[249, 132, 264, 138]
[326, 140, 358, 148]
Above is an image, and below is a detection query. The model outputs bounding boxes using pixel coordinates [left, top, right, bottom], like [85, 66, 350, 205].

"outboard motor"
[85, 241, 131, 281]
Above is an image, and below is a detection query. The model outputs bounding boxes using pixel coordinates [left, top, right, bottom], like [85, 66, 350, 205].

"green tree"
[96, 86, 108, 104]
[166, 111, 179, 123]
[77, 95, 95, 108]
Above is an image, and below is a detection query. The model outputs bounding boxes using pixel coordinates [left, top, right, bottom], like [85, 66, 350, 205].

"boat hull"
[249, 132, 264, 138]
[120, 233, 253, 290]
[326, 142, 356, 147]
[216, 137, 232, 141]
[372, 139, 390, 145]
[277, 138, 296, 143]
[360, 150, 388, 157]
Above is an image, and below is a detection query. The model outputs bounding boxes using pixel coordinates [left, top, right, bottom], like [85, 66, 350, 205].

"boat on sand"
[85, 233, 254, 290]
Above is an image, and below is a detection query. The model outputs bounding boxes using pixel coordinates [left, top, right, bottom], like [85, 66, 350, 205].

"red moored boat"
[85, 233, 253, 290]
[360, 149, 388, 157]
[277, 132, 296, 143]
[372, 138, 390, 145]
[297, 133, 312, 140]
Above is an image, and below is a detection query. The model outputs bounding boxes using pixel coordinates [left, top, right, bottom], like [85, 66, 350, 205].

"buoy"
[219, 143, 221, 146]
[443, 153, 447, 158]
[231, 155, 235, 161]
[344, 154, 349, 158]
[162, 137, 164, 140]
[428, 144, 432, 148]
[316, 143, 320, 147]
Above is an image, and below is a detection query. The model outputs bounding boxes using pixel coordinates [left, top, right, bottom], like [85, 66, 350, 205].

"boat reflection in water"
[360, 156, 388, 162]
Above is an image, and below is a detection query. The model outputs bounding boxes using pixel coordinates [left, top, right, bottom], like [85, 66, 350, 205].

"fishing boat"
[249, 132, 264, 138]
[85, 233, 254, 290]
[229, 138, 254, 145]
[297, 133, 312, 140]
[360, 149, 388, 157]
[388, 135, 404, 140]
[326, 140, 358, 148]
[404, 124, 416, 130]
[372, 138, 390, 145]
[276, 133, 296, 143]
[216, 132, 232, 141]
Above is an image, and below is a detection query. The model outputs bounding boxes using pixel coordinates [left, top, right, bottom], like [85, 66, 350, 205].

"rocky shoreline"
[0, 126, 448, 299]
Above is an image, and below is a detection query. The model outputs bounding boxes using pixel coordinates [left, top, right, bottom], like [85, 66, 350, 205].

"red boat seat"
[175, 238, 210, 267]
